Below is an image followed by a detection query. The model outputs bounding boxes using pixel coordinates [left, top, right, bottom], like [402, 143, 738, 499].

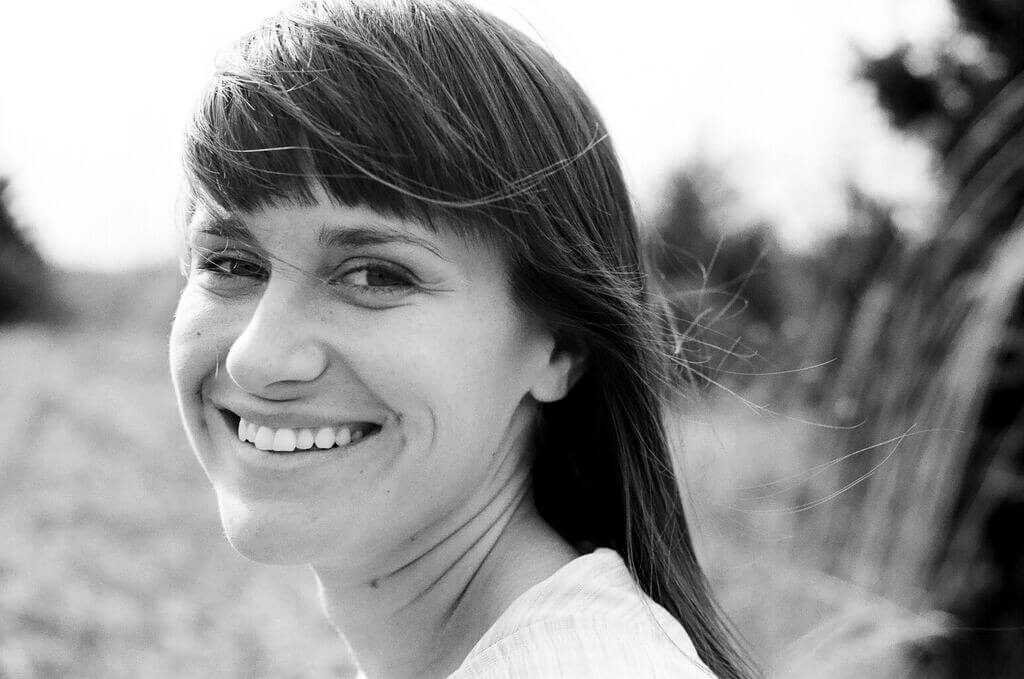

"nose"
[225, 286, 329, 397]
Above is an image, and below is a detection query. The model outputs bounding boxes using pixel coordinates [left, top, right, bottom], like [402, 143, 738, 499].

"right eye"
[192, 251, 267, 290]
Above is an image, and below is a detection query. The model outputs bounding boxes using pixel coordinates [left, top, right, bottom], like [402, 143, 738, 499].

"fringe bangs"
[181, 1, 534, 237]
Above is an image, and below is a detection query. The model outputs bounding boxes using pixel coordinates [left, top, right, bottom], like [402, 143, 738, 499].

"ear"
[529, 344, 587, 403]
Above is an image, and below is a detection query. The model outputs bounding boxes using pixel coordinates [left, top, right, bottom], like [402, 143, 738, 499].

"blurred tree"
[794, 185, 905, 402]
[860, 0, 1023, 155]
[649, 160, 783, 388]
[820, 186, 902, 313]
[0, 178, 55, 323]
[828, 4, 1024, 676]
[860, 0, 1024, 267]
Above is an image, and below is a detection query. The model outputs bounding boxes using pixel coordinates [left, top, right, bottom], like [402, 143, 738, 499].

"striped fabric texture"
[447, 548, 717, 678]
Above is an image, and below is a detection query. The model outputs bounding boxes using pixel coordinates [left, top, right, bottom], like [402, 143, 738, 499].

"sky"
[0, 0, 952, 271]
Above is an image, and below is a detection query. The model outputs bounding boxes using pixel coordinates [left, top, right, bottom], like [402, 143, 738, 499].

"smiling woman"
[168, 1, 755, 678]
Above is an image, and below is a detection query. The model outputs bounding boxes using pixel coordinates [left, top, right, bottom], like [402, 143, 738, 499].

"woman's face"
[169, 193, 570, 569]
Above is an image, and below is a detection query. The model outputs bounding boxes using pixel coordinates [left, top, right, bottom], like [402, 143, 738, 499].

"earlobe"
[529, 348, 587, 403]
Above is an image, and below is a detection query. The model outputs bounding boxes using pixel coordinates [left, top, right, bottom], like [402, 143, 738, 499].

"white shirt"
[447, 548, 716, 678]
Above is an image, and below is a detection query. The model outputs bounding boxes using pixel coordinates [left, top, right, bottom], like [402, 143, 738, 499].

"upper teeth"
[237, 417, 370, 452]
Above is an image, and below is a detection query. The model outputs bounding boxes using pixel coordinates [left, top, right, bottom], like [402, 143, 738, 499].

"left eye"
[337, 264, 414, 291]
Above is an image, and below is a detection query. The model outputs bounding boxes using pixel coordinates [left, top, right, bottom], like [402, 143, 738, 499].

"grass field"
[0, 269, 364, 678]
[0, 268, 945, 678]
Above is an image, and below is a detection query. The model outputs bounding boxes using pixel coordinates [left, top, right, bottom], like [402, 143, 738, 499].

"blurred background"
[1, 0, 1021, 677]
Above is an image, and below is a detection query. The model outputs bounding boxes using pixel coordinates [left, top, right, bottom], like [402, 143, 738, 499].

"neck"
[312, 483, 579, 679]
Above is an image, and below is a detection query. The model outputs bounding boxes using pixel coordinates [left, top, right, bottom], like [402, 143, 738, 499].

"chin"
[214, 487, 329, 565]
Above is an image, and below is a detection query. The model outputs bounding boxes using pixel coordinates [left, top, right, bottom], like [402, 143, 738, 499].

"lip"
[211, 398, 385, 431]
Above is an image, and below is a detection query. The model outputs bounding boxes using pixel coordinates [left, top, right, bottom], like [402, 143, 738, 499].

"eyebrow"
[191, 217, 260, 248]
[191, 216, 448, 261]
[316, 224, 448, 261]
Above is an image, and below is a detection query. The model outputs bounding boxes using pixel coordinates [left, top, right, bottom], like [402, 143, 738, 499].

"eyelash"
[194, 254, 265, 280]
[191, 251, 417, 298]
[335, 262, 417, 297]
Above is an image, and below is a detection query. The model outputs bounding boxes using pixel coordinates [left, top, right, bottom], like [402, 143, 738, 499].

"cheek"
[168, 285, 229, 403]
[374, 300, 539, 447]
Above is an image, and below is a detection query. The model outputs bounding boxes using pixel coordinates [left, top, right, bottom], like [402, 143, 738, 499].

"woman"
[169, 1, 755, 677]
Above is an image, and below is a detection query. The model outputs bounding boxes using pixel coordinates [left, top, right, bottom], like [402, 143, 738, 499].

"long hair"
[182, 1, 755, 676]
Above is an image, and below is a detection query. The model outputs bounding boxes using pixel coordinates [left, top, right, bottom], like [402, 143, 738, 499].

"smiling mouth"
[219, 410, 382, 454]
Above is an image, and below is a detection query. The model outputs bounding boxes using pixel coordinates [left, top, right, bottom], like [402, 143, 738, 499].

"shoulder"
[449, 618, 714, 679]
[448, 549, 717, 679]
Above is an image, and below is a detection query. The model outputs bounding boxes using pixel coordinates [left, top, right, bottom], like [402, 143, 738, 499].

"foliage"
[648, 161, 784, 390]
[782, 186, 906, 404]
[860, 0, 1024, 155]
[0, 179, 56, 324]
[806, 3, 1024, 675]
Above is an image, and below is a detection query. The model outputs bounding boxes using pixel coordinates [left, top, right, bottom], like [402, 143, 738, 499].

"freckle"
[370, 578, 380, 589]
